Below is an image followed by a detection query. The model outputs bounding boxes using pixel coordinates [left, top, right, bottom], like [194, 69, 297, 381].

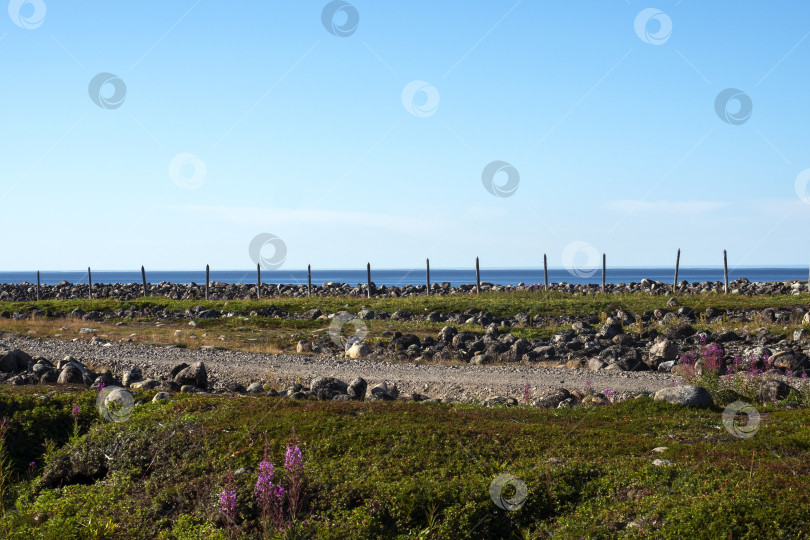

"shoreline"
[1, 277, 807, 302]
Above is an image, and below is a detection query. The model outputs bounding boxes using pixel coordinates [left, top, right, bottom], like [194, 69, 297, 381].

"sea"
[0, 268, 806, 287]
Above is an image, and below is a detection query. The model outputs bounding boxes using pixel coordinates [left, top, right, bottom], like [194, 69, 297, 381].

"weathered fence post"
[366, 262, 372, 298]
[141, 266, 148, 297]
[543, 253, 548, 290]
[723, 250, 729, 294]
[673, 249, 680, 294]
[307, 264, 312, 297]
[36, 271, 41, 301]
[88, 266, 92, 299]
[257, 263, 261, 299]
[205, 264, 210, 300]
[475, 257, 481, 294]
[426, 258, 430, 296]
[601, 254, 606, 294]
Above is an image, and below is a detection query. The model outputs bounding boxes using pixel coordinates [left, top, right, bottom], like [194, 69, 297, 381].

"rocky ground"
[0, 333, 685, 404]
[1, 276, 807, 301]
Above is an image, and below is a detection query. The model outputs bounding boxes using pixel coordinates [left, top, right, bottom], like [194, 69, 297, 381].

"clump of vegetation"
[0, 385, 808, 538]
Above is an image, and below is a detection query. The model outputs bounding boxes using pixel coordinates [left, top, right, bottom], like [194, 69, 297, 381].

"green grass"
[3, 290, 810, 319]
[0, 386, 808, 538]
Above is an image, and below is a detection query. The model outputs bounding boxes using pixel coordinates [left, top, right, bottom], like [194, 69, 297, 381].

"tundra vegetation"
[0, 290, 808, 538]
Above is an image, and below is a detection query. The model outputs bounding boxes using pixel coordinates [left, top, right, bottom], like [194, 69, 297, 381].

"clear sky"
[2, 1, 809, 272]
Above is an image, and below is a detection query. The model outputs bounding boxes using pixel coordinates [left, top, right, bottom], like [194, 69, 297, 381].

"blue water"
[0, 268, 806, 287]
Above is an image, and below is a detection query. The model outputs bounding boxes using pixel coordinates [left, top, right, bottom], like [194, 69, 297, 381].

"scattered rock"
[653, 385, 714, 407]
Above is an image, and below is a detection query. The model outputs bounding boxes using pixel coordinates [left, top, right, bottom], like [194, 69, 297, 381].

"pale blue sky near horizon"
[1, 1, 809, 273]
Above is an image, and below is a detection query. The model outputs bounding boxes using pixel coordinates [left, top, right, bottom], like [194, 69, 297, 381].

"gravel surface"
[0, 334, 683, 402]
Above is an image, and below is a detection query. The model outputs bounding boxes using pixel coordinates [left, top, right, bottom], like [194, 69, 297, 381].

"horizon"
[2, 2, 810, 271]
[3, 264, 810, 273]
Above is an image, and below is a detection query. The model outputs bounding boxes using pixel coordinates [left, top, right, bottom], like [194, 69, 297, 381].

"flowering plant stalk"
[256, 443, 285, 537]
[285, 441, 304, 522]
[70, 404, 80, 441]
[220, 473, 238, 539]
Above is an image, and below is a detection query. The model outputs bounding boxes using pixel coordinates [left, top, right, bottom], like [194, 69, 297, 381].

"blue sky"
[1, 1, 809, 272]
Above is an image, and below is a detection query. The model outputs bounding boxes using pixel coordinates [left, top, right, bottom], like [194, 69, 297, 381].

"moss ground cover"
[0, 385, 808, 538]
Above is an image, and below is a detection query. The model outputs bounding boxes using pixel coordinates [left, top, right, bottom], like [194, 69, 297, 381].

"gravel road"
[0, 334, 683, 402]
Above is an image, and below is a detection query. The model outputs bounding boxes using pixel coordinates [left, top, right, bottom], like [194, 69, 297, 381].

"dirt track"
[0, 334, 683, 402]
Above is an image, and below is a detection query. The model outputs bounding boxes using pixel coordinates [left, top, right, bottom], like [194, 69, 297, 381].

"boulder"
[173, 362, 207, 389]
[121, 368, 142, 388]
[309, 377, 348, 400]
[371, 382, 399, 400]
[0, 350, 17, 373]
[11, 349, 32, 371]
[758, 379, 792, 404]
[653, 385, 714, 407]
[347, 377, 368, 400]
[346, 342, 371, 359]
[246, 382, 264, 393]
[535, 388, 571, 408]
[587, 357, 607, 371]
[57, 364, 85, 385]
[470, 353, 493, 365]
[483, 396, 518, 407]
[130, 379, 160, 390]
[648, 339, 678, 368]
[152, 392, 172, 402]
[40, 370, 59, 384]
[296, 340, 312, 353]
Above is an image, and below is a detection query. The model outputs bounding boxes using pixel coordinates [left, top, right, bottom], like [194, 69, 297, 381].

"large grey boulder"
[535, 388, 571, 408]
[57, 364, 85, 385]
[173, 362, 207, 389]
[648, 339, 679, 368]
[347, 377, 368, 400]
[122, 367, 142, 388]
[309, 377, 348, 400]
[0, 350, 17, 373]
[653, 385, 714, 407]
[346, 342, 371, 359]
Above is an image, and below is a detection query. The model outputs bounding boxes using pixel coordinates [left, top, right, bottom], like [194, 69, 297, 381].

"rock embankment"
[0, 277, 806, 301]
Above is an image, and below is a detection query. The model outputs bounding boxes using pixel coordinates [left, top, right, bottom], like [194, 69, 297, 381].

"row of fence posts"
[31, 249, 748, 301]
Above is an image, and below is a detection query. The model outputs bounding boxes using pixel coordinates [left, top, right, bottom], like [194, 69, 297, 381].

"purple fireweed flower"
[71, 404, 80, 420]
[285, 445, 303, 473]
[802, 372, 808, 379]
[255, 460, 281, 506]
[220, 476, 237, 519]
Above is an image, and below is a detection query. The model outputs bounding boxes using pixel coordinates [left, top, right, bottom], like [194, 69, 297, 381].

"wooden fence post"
[307, 264, 312, 297]
[366, 262, 372, 298]
[36, 271, 41, 301]
[723, 250, 729, 294]
[88, 267, 92, 299]
[426, 258, 430, 296]
[205, 264, 210, 300]
[141, 266, 148, 297]
[673, 249, 680, 294]
[543, 253, 548, 290]
[475, 257, 481, 294]
[257, 263, 261, 299]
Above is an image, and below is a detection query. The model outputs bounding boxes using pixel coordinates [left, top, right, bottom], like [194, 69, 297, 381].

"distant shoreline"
[0, 267, 807, 288]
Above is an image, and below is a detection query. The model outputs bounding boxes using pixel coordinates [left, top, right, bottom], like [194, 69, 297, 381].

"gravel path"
[0, 334, 682, 401]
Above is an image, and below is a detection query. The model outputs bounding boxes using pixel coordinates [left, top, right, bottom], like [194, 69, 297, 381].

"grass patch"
[0, 386, 807, 538]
